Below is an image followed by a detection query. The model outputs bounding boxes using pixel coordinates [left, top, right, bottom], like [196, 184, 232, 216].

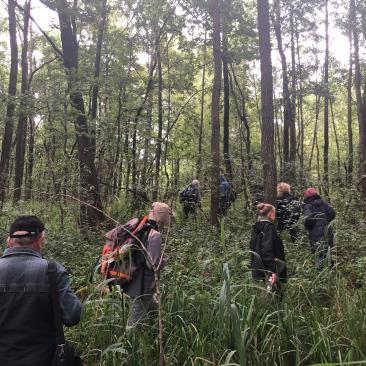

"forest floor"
[1, 191, 366, 366]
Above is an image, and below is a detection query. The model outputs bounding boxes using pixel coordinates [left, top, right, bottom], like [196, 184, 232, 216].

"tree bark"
[0, 0, 18, 203]
[210, 0, 222, 226]
[222, 15, 233, 182]
[90, 0, 107, 162]
[323, 0, 330, 196]
[55, 0, 104, 224]
[347, 11, 354, 184]
[351, 0, 366, 197]
[272, 0, 292, 181]
[197, 29, 207, 180]
[14, 0, 31, 202]
[153, 45, 163, 201]
[257, 0, 277, 205]
[289, 5, 297, 178]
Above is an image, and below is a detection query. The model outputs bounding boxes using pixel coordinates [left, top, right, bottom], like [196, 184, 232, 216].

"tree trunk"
[14, 0, 31, 202]
[197, 29, 207, 180]
[230, 64, 252, 174]
[222, 22, 233, 182]
[330, 98, 341, 179]
[323, 0, 330, 196]
[272, 0, 292, 181]
[90, 0, 107, 162]
[153, 46, 163, 201]
[0, 0, 18, 203]
[257, 0, 277, 205]
[295, 25, 305, 177]
[351, 0, 366, 197]
[210, 0, 222, 227]
[56, 0, 104, 224]
[289, 5, 297, 178]
[347, 14, 354, 184]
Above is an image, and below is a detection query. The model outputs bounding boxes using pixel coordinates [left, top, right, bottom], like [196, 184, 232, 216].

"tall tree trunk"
[289, 5, 297, 178]
[257, 0, 277, 205]
[330, 98, 341, 178]
[222, 21, 233, 182]
[351, 0, 366, 197]
[25, 22, 34, 201]
[197, 29, 207, 180]
[24, 117, 35, 200]
[295, 25, 304, 176]
[210, 0, 222, 227]
[14, 0, 31, 202]
[153, 46, 163, 201]
[272, 0, 292, 181]
[55, 0, 104, 223]
[323, 0, 330, 196]
[0, 0, 18, 203]
[309, 93, 321, 172]
[230, 64, 252, 174]
[347, 15, 354, 184]
[90, 0, 107, 162]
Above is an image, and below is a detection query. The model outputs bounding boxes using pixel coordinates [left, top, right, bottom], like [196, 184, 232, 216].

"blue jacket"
[0, 247, 82, 366]
[220, 176, 230, 198]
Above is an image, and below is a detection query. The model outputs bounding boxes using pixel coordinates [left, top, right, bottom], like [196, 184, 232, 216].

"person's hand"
[269, 273, 278, 285]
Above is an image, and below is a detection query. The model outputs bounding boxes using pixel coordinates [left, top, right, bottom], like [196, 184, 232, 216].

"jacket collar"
[1, 247, 42, 259]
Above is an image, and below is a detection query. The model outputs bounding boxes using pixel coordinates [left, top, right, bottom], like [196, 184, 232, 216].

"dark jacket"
[249, 220, 287, 281]
[179, 185, 200, 204]
[0, 247, 82, 366]
[303, 195, 335, 245]
[276, 193, 301, 231]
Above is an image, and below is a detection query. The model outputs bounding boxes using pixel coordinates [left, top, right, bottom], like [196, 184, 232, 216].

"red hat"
[304, 187, 318, 198]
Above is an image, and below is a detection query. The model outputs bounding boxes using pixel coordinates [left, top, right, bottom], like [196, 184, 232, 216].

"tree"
[0, 0, 18, 203]
[50, 0, 104, 223]
[13, 0, 31, 202]
[323, 0, 330, 196]
[272, 0, 294, 182]
[351, 0, 366, 197]
[210, 0, 222, 226]
[257, 0, 277, 205]
[222, 1, 233, 182]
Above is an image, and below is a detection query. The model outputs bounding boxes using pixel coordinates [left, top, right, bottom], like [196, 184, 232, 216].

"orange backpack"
[99, 216, 153, 286]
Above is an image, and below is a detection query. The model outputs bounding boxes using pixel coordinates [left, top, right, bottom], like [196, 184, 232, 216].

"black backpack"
[179, 186, 196, 202]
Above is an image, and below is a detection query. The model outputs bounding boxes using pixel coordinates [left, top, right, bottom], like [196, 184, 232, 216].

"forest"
[0, 0, 366, 365]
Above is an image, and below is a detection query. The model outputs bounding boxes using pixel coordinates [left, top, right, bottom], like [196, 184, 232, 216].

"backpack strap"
[48, 260, 65, 345]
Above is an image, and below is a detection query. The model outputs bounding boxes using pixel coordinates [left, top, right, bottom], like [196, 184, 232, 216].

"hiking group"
[0, 181, 335, 365]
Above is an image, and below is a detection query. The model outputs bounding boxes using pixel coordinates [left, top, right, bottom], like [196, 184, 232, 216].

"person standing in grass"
[125, 202, 172, 331]
[249, 203, 287, 290]
[276, 182, 301, 241]
[303, 188, 336, 270]
[0, 215, 82, 366]
[179, 179, 201, 218]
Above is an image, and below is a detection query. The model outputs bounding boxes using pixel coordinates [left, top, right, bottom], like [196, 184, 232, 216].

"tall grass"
[1, 201, 366, 365]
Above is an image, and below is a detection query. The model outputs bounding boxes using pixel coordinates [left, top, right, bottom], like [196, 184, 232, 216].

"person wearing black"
[276, 182, 301, 241]
[219, 175, 236, 216]
[0, 216, 82, 366]
[249, 203, 287, 291]
[303, 188, 336, 270]
[179, 179, 201, 218]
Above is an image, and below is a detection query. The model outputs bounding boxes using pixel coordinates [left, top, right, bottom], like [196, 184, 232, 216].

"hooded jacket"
[303, 195, 335, 244]
[249, 220, 287, 281]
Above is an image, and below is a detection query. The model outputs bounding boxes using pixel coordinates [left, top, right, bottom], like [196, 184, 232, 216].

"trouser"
[127, 294, 158, 330]
[182, 202, 197, 218]
[310, 240, 332, 271]
[219, 197, 230, 216]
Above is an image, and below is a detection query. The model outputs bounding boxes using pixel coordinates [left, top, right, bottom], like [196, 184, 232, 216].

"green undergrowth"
[1, 198, 366, 365]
